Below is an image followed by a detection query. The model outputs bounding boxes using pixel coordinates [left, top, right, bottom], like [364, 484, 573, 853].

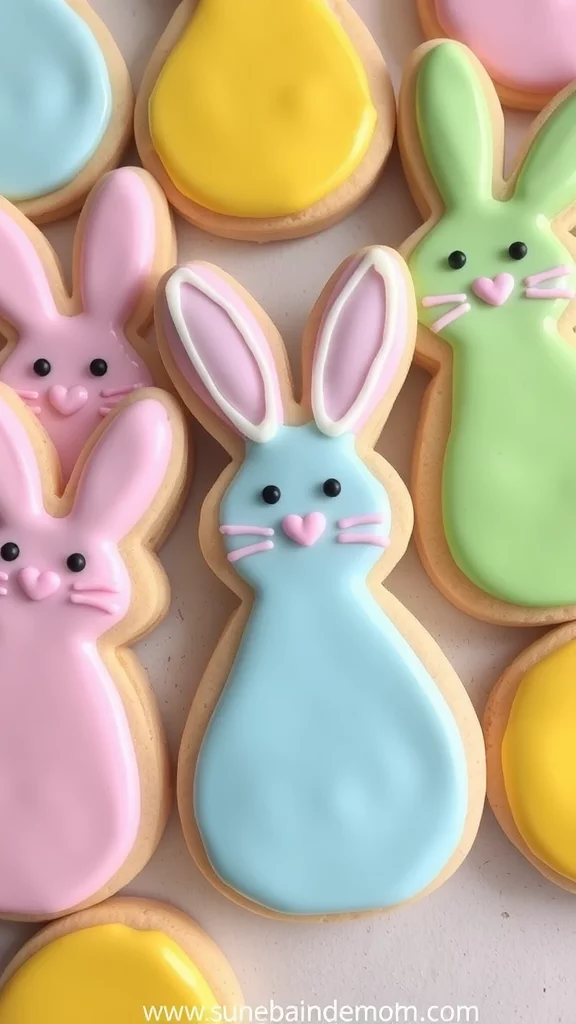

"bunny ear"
[514, 88, 576, 217]
[78, 168, 160, 325]
[0, 204, 58, 330]
[414, 41, 495, 210]
[72, 398, 173, 542]
[0, 394, 44, 523]
[163, 264, 283, 443]
[310, 248, 413, 437]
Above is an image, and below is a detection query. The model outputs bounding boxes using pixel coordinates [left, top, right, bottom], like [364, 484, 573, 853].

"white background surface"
[0, 2, 573, 1022]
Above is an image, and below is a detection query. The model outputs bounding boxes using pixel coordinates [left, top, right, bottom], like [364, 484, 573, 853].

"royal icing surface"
[0, 925, 218, 1022]
[408, 42, 576, 608]
[149, 0, 376, 218]
[0, 396, 173, 916]
[0, 0, 112, 201]
[502, 641, 576, 882]
[0, 168, 156, 480]
[434, 0, 576, 94]
[164, 250, 470, 916]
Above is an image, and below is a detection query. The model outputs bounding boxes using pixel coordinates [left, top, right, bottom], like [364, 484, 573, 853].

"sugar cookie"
[156, 246, 485, 919]
[400, 40, 576, 626]
[0, 897, 242, 1021]
[485, 623, 576, 892]
[0, 0, 133, 223]
[135, 0, 395, 241]
[0, 386, 188, 920]
[0, 166, 174, 483]
[418, 0, 576, 111]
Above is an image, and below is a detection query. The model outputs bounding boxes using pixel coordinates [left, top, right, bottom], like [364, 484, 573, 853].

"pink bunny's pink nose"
[282, 513, 326, 547]
[472, 273, 515, 306]
[18, 568, 61, 601]
[48, 385, 89, 416]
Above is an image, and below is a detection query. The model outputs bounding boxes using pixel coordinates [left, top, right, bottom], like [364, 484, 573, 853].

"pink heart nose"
[472, 273, 514, 307]
[18, 568, 61, 601]
[282, 512, 326, 547]
[48, 385, 89, 416]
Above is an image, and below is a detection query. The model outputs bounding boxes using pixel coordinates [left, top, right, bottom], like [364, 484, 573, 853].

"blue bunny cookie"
[157, 247, 485, 919]
[0, 0, 132, 223]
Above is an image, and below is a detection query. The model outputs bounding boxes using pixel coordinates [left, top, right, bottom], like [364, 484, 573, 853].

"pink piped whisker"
[220, 525, 275, 537]
[431, 303, 471, 333]
[337, 533, 391, 548]
[525, 287, 575, 300]
[338, 514, 386, 530]
[524, 265, 573, 287]
[69, 593, 121, 614]
[100, 384, 145, 398]
[29, 406, 41, 415]
[71, 581, 120, 594]
[422, 293, 467, 308]
[0, 572, 8, 581]
[15, 390, 39, 400]
[0, 588, 7, 596]
[99, 406, 114, 417]
[227, 541, 274, 563]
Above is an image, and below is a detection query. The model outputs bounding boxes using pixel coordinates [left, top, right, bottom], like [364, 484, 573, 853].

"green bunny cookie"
[401, 40, 576, 624]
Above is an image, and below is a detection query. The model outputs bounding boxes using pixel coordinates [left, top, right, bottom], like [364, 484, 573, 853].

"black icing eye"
[89, 359, 108, 377]
[508, 241, 528, 261]
[1, 542, 19, 562]
[261, 485, 281, 505]
[447, 250, 467, 270]
[33, 359, 51, 377]
[66, 553, 86, 573]
[323, 478, 341, 498]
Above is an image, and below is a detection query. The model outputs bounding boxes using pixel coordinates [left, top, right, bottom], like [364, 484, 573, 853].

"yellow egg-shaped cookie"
[136, 0, 394, 239]
[0, 899, 242, 1023]
[485, 628, 576, 889]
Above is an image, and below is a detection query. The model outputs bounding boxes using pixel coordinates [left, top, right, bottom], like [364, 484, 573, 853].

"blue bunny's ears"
[160, 248, 415, 443]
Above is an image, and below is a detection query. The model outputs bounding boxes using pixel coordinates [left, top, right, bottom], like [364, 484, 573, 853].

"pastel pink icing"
[0, 168, 157, 482]
[435, 0, 576, 93]
[0, 396, 173, 916]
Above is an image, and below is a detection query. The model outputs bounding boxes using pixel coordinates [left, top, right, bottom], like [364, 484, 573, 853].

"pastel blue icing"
[194, 424, 469, 916]
[0, 0, 112, 200]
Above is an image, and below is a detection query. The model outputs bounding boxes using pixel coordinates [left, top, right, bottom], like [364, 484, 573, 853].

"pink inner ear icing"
[79, 168, 157, 326]
[72, 399, 173, 542]
[311, 248, 409, 436]
[0, 207, 58, 330]
[163, 265, 283, 442]
[435, 0, 576, 93]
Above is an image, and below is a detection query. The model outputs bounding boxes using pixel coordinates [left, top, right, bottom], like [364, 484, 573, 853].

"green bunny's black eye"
[508, 241, 528, 261]
[448, 251, 467, 270]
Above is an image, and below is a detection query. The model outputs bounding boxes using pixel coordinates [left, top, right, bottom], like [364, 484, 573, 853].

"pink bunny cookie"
[0, 166, 175, 483]
[419, 0, 576, 110]
[0, 385, 188, 920]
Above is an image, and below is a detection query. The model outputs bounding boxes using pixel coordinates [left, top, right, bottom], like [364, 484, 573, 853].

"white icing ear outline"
[312, 248, 401, 438]
[165, 266, 281, 444]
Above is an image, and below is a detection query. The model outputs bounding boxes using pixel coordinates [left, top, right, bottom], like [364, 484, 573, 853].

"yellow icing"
[149, 0, 376, 218]
[0, 924, 219, 1023]
[502, 640, 576, 880]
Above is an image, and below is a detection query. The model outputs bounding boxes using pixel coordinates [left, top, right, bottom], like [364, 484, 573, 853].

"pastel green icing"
[408, 42, 576, 607]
